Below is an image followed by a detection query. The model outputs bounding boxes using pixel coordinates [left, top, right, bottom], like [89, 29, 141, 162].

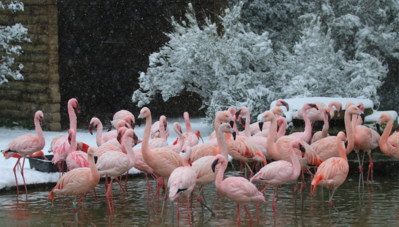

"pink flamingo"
[47, 146, 100, 221]
[52, 98, 81, 172]
[352, 102, 380, 184]
[96, 128, 137, 212]
[192, 123, 236, 215]
[89, 118, 132, 147]
[2, 110, 45, 195]
[311, 131, 348, 217]
[290, 103, 319, 143]
[149, 115, 169, 148]
[137, 107, 184, 215]
[66, 129, 89, 170]
[208, 107, 240, 141]
[251, 140, 303, 211]
[212, 154, 265, 225]
[310, 105, 362, 162]
[255, 117, 287, 142]
[376, 112, 399, 159]
[162, 122, 186, 154]
[110, 109, 135, 130]
[168, 146, 197, 223]
[189, 111, 233, 163]
[249, 106, 286, 136]
[181, 112, 204, 151]
[311, 106, 331, 144]
[150, 115, 170, 140]
[49, 135, 89, 154]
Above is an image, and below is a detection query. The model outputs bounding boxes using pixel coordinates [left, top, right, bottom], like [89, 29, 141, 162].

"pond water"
[1, 169, 399, 227]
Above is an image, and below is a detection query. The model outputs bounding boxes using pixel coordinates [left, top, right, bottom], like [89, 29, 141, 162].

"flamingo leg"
[187, 197, 191, 224]
[357, 152, 363, 188]
[105, 175, 108, 191]
[77, 192, 88, 205]
[196, 187, 215, 216]
[20, 157, 28, 194]
[146, 174, 150, 203]
[73, 196, 78, 222]
[93, 188, 98, 200]
[272, 187, 276, 209]
[261, 185, 270, 193]
[125, 170, 129, 188]
[367, 151, 374, 182]
[115, 177, 127, 194]
[106, 178, 114, 213]
[294, 181, 299, 210]
[244, 204, 252, 222]
[160, 179, 168, 216]
[328, 188, 340, 216]
[13, 156, 22, 195]
[236, 204, 241, 226]
[177, 198, 180, 222]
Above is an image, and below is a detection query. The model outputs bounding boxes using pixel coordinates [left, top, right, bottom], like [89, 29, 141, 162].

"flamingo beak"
[131, 121, 135, 129]
[229, 120, 234, 128]
[136, 118, 142, 127]
[211, 159, 219, 173]
[395, 124, 399, 133]
[299, 144, 306, 158]
[164, 122, 167, 131]
[240, 116, 246, 127]
[258, 122, 264, 132]
[40, 116, 45, 126]
[375, 123, 380, 133]
[327, 112, 331, 121]
[88, 123, 94, 135]
[76, 103, 81, 114]
[360, 113, 365, 123]
[68, 136, 71, 144]
[232, 131, 236, 140]
[309, 103, 318, 110]
[235, 109, 241, 119]
[277, 124, 280, 132]
[117, 133, 122, 144]
[282, 101, 289, 111]
[338, 108, 343, 117]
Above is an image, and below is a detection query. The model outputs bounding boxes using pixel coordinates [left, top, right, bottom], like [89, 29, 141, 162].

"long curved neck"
[380, 118, 393, 155]
[266, 117, 279, 159]
[289, 144, 301, 178]
[184, 115, 192, 133]
[277, 119, 287, 139]
[217, 129, 229, 161]
[175, 126, 185, 150]
[34, 116, 45, 149]
[338, 140, 347, 161]
[142, 115, 152, 162]
[123, 135, 135, 165]
[344, 112, 355, 154]
[89, 153, 100, 183]
[302, 106, 312, 140]
[215, 160, 227, 189]
[244, 111, 251, 137]
[328, 103, 337, 119]
[68, 103, 77, 131]
[214, 117, 223, 153]
[159, 120, 167, 140]
[69, 132, 77, 154]
[95, 120, 104, 147]
[321, 112, 329, 138]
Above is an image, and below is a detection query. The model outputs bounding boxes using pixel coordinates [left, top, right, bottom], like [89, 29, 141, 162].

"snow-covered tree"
[0, 0, 30, 85]
[133, 2, 277, 123]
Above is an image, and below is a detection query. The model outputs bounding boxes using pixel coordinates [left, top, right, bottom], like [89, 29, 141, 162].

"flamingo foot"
[328, 201, 340, 216]
[197, 197, 215, 216]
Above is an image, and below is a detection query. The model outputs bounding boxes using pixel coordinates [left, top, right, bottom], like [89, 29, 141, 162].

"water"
[1, 170, 399, 227]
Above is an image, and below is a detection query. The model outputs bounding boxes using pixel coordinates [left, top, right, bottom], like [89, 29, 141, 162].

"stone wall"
[0, 0, 61, 131]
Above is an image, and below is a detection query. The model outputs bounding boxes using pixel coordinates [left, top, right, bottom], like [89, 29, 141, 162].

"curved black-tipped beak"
[137, 118, 142, 127]
[282, 101, 289, 111]
[375, 123, 380, 133]
[283, 114, 286, 118]
[125, 124, 129, 129]
[164, 123, 167, 131]
[235, 109, 241, 119]
[133, 133, 139, 143]
[68, 136, 71, 144]
[39, 116, 45, 126]
[232, 131, 236, 140]
[395, 124, 399, 133]
[338, 108, 343, 117]
[309, 103, 318, 110]
[277, 124, 280, 132]
[131, 121, 135, 129]
[88, 123, 94, 135]
[76, 103, 81, 114]
[258, 122, 264, 132]
[117, 133, 122, 144]
[211, 159, 219, 172]
[240, 117, 246, 126]
[360, 113, 365, 123]
[327, 112, 331, 121]
[299, 144, 306, 158]
[229, 120, 234, 128]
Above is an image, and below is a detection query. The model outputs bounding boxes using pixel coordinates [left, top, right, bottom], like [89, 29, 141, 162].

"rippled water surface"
[1, 170, 399, 227]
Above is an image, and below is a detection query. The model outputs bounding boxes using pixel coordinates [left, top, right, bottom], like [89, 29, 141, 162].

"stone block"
[21, 44, 47, 54]
[13, 15, 48, 25]
[16, 54, 48, 63]
[25, 24, 48, 34]
[48, 122, 61, 131]
[22, 93, 49, 103]
[48, 73, 59, 83]
[46, 112, 61, 122]
[23, 0, 46, 5]
[0, 90, 22, 100]
[0, 100, 19, 110]
[25, 82, 48, 93]
[48, 13, 57, 25]
[49, 103, 60, 113]
[47, 25, 58, 35]
[20, 102, 39, 111]
[48, 64, 58, 74]
[49, 83, 59, 94]
[48, 54, 59, 64]
[0, 15, 11, 25]
[4, 81, 25, 90]
[49, 44, 58, 52]
[49, 91, 60, 103]
[48, 35, 58, 45]
[20, 62, 48, 73]
[0, 109, 26, 119]
[27, 34, 49, 45]
[24, 73, 48, 82]
[23, 6, 48, 15]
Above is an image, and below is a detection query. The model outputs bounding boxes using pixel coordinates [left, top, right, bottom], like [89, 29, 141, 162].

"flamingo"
[66, 129, 89, 170]
[89, 118, 132, 147]
[251, 140, 303, 212]
[2, 110, 45, 195]
[47, 146, 100, 221]
[255, 117, 287, 142]
[96, 128, 137, 212]
[162, 122, 186, 154]
[311, 106, 331, 144]
[290, 103, 319, 143]
[192, 123, 236, 215]
[110, 109, 135, 130]
[249, 106, 286, 136]
[212, 154, 265, 225]
[48, 135, 89, 154]
[150, 115, 170, 140]
[311, 131, 348, 217]
[208, 107, 239, 141]
[189, 111, 233, 163]
[52, 98, 81, 172]
[310, 105, 362, 162]
[137, 107, 184, 215]
[181, 112, 204, 150]
[168, 146, 197, 223]
[352, 102, 380, 183]
[376, 112, 399, 160]
[149, 115, 169, 148]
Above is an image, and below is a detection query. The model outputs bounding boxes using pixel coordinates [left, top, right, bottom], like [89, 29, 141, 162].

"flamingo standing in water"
[376, 112, 399, 160]
[47, 146, 100, 221]
[311, 132, 348, 217]
[89, 116, 135, 146]
[149, 115, 169, 148]
[290, 103, 319, 143]
[110, 109, 135, 130]
[192, 123, 236, 215]
[249, 106, 287, 136]
[150, 115, 170, 140]
[66, 129, 89, 170]
[2, 110, 45, 195]
[311, 106, 331, 144]
[137, 107, 183, 216]
[212, 154, 265, 225]
[251, 140, 303, 214]
[181, 112, 203, 151]
[96, 128, 137, 213]
[168, 146, 197, 223]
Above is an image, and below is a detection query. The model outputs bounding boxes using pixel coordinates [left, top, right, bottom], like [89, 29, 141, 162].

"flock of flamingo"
[2, 97, 399, 225]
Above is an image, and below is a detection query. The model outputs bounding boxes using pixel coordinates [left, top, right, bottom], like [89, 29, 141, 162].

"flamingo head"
[308, 103, 318, 110]
[216, 111, 234, 128]
[133, 133, 141, 145]
[276, 99, 289, 111]
[271, 107, 286, 118]
[259, 111, 275, 132]
[35, 111, 45, 126]
[211, 154, 226, 173]
[137, 107, 151, 126]
[376, 112, 392, 133]
[123, 116, 135, 129]
[69, 98, 81, 114]
[238, 115, 246, 127]
[88, 123, 94, 135]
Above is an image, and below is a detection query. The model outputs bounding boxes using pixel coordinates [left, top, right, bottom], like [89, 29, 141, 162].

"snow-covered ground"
[0, 117, 213, 190]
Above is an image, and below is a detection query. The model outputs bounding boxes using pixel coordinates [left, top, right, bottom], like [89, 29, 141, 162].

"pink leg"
[146, 174, 150, 203]
[20, 157, 28, 194]
[256, 202, 259, 223]
[125, 170, 129, 187]
[93, 188, 98, 200]
[115, 178, 126, 194]
[151, 181, 162, 204]
[240, 162, 243, 177]
[106, 178, 113, 213]
[187, 197, 191, 225]
[244, 205, 252, 222]
[367, 152, 374, 182]
[13, 157, 22, 195]
[272, 188, 276, 209]
[177, 198, 180, 221]
[77, 192, 88, 205]
[237, 204, 241, 226]
[105, 175, 108, 191]
[261, 185, 270, 193]
[110, 179, 114, 212]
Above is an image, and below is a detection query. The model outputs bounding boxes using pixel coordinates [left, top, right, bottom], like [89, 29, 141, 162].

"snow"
[0, 117, 214, 190]
[365, 110, 398, 122]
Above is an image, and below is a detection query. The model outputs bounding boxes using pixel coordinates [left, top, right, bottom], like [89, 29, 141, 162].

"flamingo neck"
[68, 102, 77, 131]
[34, 115, 45, 150]
[217, 127, 229, 161]
[123, 135, 136, 166]
[328, 102, 337, 119]
[277, 120, 287, 139]
[158, 119, 167, 140]
[302, 106, 312, 142]
[141, 114, 152, 162]
[89, 152, 100, 183]
[338, 139, 347, 161]
[244, 110, 251, 137]
[380, 118, 393, 155]
[185, 116, 192, 133]
[289, 143, 301, 179]
[265, 117, 278, 159]
[95, 120, 104, 147]
[215, 160, 227, 189]
[344, 112, 355, 155]
[321, 112, 329, 138]
[68, 131, 77, 155]
[214, 118, 222, 153]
